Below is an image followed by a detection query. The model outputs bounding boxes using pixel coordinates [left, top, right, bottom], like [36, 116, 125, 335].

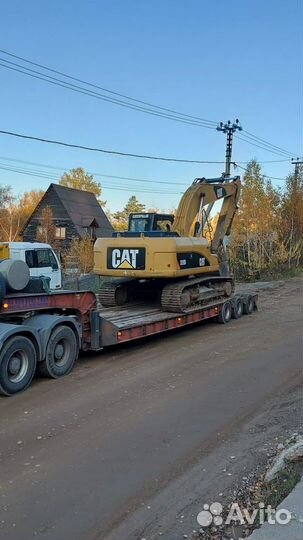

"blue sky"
[0, 0, 302, 211]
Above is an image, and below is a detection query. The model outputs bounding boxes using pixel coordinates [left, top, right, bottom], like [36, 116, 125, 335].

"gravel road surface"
[0, 277, 302, 540]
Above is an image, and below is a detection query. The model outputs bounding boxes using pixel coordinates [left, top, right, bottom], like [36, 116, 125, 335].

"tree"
[20, 190, 44, 220]
[36, 206, 56, 245]
[230, 160, 281, 277]
[279, 166, 303, 267]
[64, 235, 94, 274]
[59, 167, 106, 206]
[0, 185, 18, 241]
[0, 189, 44, 242]
[0, 185, 13, 208]
[0, 204, 22, 241]
[112, 196, 146, 231]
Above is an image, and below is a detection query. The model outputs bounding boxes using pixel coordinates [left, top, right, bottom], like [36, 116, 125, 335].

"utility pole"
[217, 119, 242, 178]
[291, 157, 303, 179]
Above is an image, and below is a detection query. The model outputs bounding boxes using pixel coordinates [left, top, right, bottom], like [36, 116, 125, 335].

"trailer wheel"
[217, 301, 232, 324]
[232, 297, 243, 319]
[38, 325, 78, 379]
[0, 336, 37, 396]
[243, 295, 254, 315]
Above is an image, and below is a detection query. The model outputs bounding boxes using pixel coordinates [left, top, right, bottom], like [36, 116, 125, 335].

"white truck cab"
[0, 242, 62, 290]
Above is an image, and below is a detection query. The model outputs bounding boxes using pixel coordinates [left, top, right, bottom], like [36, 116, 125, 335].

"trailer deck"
[0, 288, 257, 395]
[98, 299, 227, 345]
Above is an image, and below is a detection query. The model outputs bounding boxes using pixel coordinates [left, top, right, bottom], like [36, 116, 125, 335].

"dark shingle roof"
[51, 183, 113, 237]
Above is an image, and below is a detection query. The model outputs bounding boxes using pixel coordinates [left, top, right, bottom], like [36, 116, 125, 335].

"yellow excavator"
[94, 175, 241, 312]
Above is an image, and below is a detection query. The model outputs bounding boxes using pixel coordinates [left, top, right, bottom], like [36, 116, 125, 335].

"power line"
[1, 158, 289, 187]
[0, 154, 292, 181]
[0, 129, 227, 163]
[234, 134, 295, 157]
[0, 52, 217, 129]
[0, 60, 216, 129]
[0, 164, 181, 194]
[234, 162, 287, 182]
[242, 130, 295, 157]
[0, 155, 188, 185]
[0, 49, 298, 159]
[0, 48, 218, 126]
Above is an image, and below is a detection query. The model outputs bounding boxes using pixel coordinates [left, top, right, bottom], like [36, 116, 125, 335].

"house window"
[55, 226, 66, 239]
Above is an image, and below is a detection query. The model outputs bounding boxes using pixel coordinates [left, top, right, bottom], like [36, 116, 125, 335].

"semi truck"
[0, 261, 257, 396]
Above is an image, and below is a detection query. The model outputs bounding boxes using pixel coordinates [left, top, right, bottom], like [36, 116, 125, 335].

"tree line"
[230, 160, 303, 278]
[0, 162, 302, 279]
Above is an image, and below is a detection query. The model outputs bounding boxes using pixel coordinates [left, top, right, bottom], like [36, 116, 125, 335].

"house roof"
[22, 183, 113, 238]
[51, 184, 113, 236]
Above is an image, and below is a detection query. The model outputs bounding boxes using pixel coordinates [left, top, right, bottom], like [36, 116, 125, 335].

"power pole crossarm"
[217, 119, 242, 178]
[291, 157, 303, 179]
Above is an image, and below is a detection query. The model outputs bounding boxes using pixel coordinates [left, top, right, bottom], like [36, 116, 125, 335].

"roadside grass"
[235, 266, 303, 283]
[198, 456, 303, 539]
[251, 462, 303, 512]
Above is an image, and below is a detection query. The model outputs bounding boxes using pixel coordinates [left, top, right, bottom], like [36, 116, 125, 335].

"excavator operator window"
[129, 215, 151, 233]
[153, 215, 174, 232]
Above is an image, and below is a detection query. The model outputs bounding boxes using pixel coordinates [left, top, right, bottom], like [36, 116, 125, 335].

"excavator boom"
[172, 176, 241, 251]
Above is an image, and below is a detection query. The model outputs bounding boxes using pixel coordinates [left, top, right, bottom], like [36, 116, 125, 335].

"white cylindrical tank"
[0, 259, 30, 291]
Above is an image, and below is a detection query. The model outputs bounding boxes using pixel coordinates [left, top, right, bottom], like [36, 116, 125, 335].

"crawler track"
[100, 275, 235, 312]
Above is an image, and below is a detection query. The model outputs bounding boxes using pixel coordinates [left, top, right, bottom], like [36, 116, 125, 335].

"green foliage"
[111, 195, 146, 231]
[59, 167, 106, 207]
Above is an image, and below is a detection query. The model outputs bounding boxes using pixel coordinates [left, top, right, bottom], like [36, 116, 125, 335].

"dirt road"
[0, 278, 302, 540]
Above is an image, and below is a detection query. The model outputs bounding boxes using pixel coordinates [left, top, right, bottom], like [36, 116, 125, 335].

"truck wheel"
[0, 336, 37, 396]
[217, 301, 232, 324]
[232, 297, 243, 319]
[243, 295, 254, 315]
[38, 325, 78, 379]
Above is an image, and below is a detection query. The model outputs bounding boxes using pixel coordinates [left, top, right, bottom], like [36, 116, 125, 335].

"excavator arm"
[172, 176, 241, 253]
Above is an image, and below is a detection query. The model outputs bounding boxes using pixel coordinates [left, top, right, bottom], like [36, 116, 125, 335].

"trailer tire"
[217, 301, 232, 324]
[243, 295, 254, 315]
[38, 325, 78, 379]
[0, 336, 37, 396]
[232, 297, 243, 319]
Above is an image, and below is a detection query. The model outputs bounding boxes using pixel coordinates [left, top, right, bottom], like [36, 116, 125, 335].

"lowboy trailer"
[0, 289, 257, 396]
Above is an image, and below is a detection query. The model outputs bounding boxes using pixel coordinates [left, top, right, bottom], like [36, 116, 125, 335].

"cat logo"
[107, 248, 146, 270]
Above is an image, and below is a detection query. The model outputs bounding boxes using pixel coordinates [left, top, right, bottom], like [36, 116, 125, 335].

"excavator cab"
[128, 213, 174, 233]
